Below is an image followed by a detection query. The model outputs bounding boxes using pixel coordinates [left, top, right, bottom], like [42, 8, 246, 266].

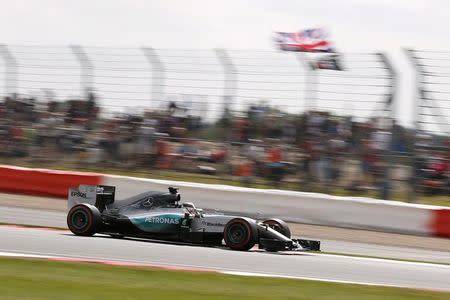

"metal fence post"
[142, 47, 165, 109]
[376, 52, 397, 200]
[70, 45, 93, 99]
[0, 44, 18, 97]
[404, 48, 450, 202]
[296, 53, 317, 112]
[404, 48, 422, 203]
[215, 49, 237, 119]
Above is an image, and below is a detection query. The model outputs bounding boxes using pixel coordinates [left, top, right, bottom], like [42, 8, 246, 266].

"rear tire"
[262, 218, 291, 238]
[224, 218, 257, 251]
[67, 204, 101, 236]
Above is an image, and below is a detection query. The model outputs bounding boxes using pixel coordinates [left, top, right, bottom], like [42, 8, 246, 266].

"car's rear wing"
[68, 184, 116, 212]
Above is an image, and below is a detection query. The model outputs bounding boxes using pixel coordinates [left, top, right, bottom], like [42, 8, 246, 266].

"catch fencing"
[0, 46, 394, 120]
[0, 45, 447, 203]
[406, 49, 450, 200]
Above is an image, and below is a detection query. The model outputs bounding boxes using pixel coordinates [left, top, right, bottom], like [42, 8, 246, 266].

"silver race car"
[67, 185, 321, 252]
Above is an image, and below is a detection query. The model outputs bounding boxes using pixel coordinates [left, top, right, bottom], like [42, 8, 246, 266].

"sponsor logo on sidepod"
[144, 216, 180, 225]
[202, 221, 225, 227]
[71, 191, 87, 198]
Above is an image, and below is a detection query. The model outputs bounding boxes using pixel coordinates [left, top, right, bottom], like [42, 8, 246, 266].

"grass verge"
[0, 257, 448, 300]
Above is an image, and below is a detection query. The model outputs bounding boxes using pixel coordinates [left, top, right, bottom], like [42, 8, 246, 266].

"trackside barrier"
[0, 165, 101, 198]
[104, 175, 438, 236]
[0, 165, 448, 237]
[430, 210, 450, 238]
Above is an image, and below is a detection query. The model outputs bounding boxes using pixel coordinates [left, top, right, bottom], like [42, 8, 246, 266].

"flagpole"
[297, 52, 316, 113]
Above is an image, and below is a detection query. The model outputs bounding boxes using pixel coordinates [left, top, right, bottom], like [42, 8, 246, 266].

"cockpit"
[114, 187, 183, 211]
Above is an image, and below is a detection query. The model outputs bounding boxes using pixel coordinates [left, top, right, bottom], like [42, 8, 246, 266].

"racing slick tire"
[67, 204, 101, 236]
[224, 218, 258, 251]
[262, 218, 291, 238]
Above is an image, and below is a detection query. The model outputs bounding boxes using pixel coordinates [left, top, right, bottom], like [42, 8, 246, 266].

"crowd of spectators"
[0, 94, 448, 196]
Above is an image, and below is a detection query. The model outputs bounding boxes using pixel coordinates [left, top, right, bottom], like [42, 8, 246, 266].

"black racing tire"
[224, 218, 257, 251]
[67, 204, 101, 236]
[262, 218, 291, 238]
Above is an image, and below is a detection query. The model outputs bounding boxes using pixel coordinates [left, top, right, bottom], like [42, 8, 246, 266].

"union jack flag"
[274, 28, 334, 53]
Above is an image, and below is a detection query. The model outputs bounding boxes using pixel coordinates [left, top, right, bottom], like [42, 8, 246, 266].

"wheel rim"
[227, 224, 247, 245]
[71, 210, 88, 230]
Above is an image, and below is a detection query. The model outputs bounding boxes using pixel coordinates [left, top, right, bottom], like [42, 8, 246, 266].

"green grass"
[0, 257, 448, 300]
[415, 196, 450, 207]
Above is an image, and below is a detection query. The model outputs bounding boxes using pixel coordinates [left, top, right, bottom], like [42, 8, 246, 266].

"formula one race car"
[67, 185, 320, 252]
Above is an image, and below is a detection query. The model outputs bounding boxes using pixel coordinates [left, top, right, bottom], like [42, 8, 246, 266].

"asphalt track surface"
[2, 202, 450, 291]
[1, 225, 450, 291]
[2, 205, 450, 264]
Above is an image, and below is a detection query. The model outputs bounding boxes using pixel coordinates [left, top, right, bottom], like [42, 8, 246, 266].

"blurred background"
[0, 46, 447, 204]
[0, 2, 450, 299]
[0, 0, 448, 205]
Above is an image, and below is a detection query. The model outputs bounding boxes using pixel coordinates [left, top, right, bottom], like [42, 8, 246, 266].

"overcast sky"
[0, 0, 447, 50]
[0, 0, 449, 127]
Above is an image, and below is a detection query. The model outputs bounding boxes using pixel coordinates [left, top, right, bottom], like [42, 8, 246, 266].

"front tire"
[67, 204, 101, 236]
[224, 218, 257, 251]
[262, 218, 291, 238]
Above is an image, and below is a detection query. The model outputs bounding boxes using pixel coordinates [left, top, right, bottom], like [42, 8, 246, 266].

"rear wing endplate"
[68, 184, 116, 211]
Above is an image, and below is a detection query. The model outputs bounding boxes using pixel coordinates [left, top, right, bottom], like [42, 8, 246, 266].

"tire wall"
[0, 165, 102, 198]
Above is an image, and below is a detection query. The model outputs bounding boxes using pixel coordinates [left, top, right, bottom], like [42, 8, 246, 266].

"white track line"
[303, 252, 450, 269]
[221, 271, 450, 292]
[1, 224, 449, 269]
[0, 251, 52, 259]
